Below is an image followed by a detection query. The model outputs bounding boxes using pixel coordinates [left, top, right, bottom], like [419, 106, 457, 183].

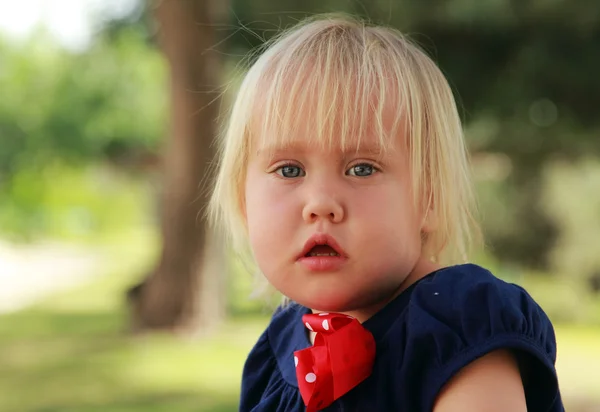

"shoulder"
[400, 264, 562, 411]
[242, 303, 302, 378]
[410, 263, 556, 350]
[239, 322, 276, 409]
[415, 263, 555, 337]
[240, 302, 309, 409]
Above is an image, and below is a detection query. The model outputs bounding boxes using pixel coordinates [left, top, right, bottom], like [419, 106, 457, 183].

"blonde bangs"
[209, 14, 482, 266]
[249, 25, 404, 156]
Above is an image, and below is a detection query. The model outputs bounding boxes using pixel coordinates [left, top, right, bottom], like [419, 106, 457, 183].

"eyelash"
[272, 162, 379, 178]
[274, 163, 305, 178]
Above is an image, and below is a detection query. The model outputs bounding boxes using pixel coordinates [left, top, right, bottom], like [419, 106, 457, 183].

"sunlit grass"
[0, 282, 269, 411]
[555, 324, 600, 405]
[0, 227, 269, 411]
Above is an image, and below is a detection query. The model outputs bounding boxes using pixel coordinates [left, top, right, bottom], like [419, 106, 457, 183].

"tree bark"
[127, 0, 226, 334]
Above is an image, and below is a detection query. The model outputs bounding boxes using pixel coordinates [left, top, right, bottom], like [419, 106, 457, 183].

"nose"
[302, 187, 345, 224]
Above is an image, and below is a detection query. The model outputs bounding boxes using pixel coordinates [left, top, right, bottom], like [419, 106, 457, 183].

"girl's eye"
[275, 164, 305, 178]
[347, 163, 377, 177]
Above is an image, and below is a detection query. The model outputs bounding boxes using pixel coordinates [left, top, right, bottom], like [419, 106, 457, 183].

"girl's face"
[244, 131, 438, 320]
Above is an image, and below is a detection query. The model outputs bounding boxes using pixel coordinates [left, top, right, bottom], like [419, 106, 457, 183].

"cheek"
[353, 184, 415, 222]
[246, 176, 292, 225]
[354, 185, 422, 248]
[244, 171, 297, 254]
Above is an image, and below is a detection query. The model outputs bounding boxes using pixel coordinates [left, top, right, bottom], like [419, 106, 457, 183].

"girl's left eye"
[346, 163, 377, 177]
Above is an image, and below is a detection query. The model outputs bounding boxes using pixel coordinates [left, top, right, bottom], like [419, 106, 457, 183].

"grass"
[0, 305, 267, 412]
[0, 228, 271, 412]
[0, 231, 599, 411]
[555, 325, 600, 407]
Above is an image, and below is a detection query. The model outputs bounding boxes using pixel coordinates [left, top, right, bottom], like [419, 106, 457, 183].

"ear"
[421, 209, 437, 234]
[420, 192, 437, 234]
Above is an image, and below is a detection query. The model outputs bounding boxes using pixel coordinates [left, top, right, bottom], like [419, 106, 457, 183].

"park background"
[0, 0, 599, 411]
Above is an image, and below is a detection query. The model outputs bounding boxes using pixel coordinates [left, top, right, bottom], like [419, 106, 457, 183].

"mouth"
[297, 234, 347, 272]
[299, 233, 346, 259]
[305, 244, 340, 257]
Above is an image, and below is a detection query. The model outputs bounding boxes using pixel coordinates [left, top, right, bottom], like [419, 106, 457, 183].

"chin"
[293, 292, 362, 313]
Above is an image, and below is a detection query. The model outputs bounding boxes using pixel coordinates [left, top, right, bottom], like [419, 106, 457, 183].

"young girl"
[210, 14, 564, 412]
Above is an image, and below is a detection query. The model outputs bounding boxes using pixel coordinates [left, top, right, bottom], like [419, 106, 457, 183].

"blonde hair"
[209, 14, 481, 271]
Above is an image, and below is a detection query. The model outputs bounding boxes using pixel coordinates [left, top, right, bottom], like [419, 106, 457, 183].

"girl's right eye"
[275, 164, 305, 178]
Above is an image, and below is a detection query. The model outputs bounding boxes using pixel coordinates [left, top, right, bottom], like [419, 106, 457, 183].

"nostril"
[303, 201, 344, 223]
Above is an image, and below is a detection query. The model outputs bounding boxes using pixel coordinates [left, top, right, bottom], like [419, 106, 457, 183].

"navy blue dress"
[239, 264, 564, 411]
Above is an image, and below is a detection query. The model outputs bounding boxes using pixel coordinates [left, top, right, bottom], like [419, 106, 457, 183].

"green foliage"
[0, 162, 155, 241]
[542, 159, 600, 285]
[0, 27, 167, 172]
[519, 272, 600, 326]
[0, 25, 166, 240]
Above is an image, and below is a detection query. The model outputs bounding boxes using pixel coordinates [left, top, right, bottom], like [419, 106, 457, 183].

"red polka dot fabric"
[293, 313, 376, 412]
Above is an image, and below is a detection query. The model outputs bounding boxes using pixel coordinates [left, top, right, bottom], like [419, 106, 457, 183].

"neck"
[311, 257, 441, 328]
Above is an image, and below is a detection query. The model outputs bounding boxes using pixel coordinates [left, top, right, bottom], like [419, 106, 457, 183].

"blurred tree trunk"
[127, 0, 226, 334]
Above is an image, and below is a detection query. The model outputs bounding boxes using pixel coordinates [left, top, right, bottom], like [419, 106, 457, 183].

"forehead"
[240, 24, 417, 160]
[248, 76, 407, 158]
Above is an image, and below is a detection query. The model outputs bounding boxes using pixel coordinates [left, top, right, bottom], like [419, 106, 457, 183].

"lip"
[296, 233, 348, 272]
[298, 233, 347, 259]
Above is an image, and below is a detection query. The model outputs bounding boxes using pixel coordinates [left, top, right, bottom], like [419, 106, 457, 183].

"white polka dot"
[294, 356, 298, 367]
[322, 319, 329, 330]
[305, 322, 313, 331]
[305, 372, 317, 383]
[433, 292, 439, 296]
[318, 312, 329, 316]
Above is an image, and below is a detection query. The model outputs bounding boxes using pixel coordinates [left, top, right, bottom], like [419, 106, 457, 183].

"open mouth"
[298, 234, 346, 271]
[305, 244, 340, 257]
[299, 233, 346, 259]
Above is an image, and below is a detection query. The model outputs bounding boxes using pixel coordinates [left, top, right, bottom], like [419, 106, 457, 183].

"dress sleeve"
[239, 329, 278, 411]
[404, 264, 563, 412]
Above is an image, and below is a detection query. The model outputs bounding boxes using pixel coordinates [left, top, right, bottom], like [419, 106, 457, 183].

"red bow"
[293, 313, 376, 412]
